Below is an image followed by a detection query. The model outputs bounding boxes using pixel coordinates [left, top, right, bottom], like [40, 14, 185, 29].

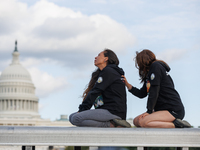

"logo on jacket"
[146, 80, 151, 94]
[97, 77, 103, 83]
[151, 73, 155, 80]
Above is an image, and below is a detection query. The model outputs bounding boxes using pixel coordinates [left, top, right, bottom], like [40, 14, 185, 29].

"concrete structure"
[0, 41, 72, 127]
[0, 126, 200, 150]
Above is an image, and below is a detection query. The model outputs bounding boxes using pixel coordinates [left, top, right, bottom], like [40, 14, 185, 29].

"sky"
[0, 0, 199, 127]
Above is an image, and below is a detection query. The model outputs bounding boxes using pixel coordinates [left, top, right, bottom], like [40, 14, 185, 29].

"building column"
[29, 100, 31, 111]
[24, 100, 27, 110]
[10, 100, 13, 110]
[4, 100, 6, 110]
[0, 100, 2, 111]
[16, 100, 19, 110]
[19, 100, 21, 110]
[13, 100, 15, 110]
[2, 100, 4, 110]
[8, 100, 10, 110]
[36, 102, 38, 112]
[25, 100, 28, 110]
[27, 100, 30, 110]
[34, 101, 37, 112]
[22, 100, 24, 110]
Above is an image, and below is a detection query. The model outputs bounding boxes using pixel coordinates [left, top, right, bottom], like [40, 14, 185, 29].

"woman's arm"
[78, 89, 102, 112]
[122, 75, 147, 98]
[146, 85, 160, 114]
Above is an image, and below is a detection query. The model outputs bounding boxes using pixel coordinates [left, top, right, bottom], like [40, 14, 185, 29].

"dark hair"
[135, 49, 169, 83]
[104, 49, 119, 65]
[82, 48, 119, 101]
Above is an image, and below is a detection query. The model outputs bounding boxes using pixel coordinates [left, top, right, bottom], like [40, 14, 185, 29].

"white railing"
[0, 126, 200, 150]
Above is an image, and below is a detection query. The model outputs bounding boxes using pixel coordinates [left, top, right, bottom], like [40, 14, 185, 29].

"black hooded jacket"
[129, 61, 184, 114]
[78, 64, 127, 120]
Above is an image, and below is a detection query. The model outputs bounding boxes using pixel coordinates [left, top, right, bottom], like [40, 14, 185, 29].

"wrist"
[127, 84, 132, 90]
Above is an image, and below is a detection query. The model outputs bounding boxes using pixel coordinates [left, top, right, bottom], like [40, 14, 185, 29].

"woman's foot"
[173, 119, 192, 128]
[110, 119, 131, 128]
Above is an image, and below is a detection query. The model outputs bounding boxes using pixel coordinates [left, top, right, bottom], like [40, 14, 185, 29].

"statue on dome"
[14, 40, 18, 52]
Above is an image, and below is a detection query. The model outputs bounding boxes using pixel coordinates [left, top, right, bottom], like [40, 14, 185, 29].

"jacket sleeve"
[146, 85, 160, 114]
[146, 63, 162, 114]
[128, 82, 147, 98]
[78, 89, 102, 112]
[78, 68, 115, 112]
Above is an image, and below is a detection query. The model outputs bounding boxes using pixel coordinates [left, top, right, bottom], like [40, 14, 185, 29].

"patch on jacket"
[97, 77, 103, 83]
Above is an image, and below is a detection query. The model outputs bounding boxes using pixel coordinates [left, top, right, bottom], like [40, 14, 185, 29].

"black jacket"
[129, 61, 184, 114]
[78, 64, 127, 119]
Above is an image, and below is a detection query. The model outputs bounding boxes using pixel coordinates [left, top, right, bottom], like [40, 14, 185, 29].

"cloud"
[0, 0, 135, 69]
[90, 0, 107, 4]
[28, 67, 68, 98]
[157, 48, 188, 63]
[33, 17, 95, 39]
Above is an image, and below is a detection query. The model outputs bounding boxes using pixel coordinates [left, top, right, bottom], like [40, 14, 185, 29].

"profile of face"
[94, 51, 108, 68]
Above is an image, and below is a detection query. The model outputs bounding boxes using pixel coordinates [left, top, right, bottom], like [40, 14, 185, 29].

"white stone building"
[0, 41, 72, 127]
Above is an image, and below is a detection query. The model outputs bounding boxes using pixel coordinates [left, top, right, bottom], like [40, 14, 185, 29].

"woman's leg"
[69, 112, 77, 123]
[134, 110, 176, 128]
[70, 109, 121, 127]
[133, 115, 141, 127]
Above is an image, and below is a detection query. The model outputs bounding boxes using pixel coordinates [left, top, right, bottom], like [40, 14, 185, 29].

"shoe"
[173, 119, 192, 128]
[110, 119, 131, 128]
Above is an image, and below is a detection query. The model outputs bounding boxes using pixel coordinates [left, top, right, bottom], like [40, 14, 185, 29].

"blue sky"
[0, 0, 199, 127]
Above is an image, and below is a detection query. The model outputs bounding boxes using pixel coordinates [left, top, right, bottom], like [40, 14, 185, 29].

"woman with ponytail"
[69, 49, 130, 128]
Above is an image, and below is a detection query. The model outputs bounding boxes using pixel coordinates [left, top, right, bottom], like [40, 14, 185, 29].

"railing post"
[74, 146, 81, 150]
[137, 147, 144, 150]
[22, 146, 35, 150]
[176, 148, 184, 150]
[89, 147, 98, 150]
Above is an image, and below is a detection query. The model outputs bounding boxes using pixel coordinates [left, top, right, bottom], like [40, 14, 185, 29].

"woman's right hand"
[121, 75, 132, 90]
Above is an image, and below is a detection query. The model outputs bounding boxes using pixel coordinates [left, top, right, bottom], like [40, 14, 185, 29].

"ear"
[104, 57, 108, 62]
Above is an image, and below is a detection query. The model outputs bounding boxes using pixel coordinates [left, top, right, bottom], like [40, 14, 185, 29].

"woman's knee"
[133, 117, 140, 127]
[139, 119, 149, 127]
[69, 113, 74, 123]
[69, 113, 82, 126]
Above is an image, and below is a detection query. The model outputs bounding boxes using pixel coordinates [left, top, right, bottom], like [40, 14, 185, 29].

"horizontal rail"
[0, 126, 200, 148]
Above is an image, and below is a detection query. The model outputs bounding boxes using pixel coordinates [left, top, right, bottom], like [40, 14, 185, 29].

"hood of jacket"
[106, 64, 125, 75]
[157, 61, 171, 72]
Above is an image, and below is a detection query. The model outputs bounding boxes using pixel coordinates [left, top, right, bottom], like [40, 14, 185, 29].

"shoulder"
[148, 62, 164, 79]
[102, 65, 116, 73]
[150, 61, 162, 68]
[101, 64, 124, 76]
[149, 61, 165, 72]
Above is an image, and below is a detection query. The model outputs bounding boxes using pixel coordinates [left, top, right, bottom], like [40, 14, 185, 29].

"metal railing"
[0, 126, 200, 150]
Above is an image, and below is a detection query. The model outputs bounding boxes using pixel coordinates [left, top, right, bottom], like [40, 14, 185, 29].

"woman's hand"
[121, 75, 132, 90]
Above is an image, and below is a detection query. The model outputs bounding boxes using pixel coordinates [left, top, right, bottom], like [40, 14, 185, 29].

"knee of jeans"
[69, 114, 73, 123]
[70, 114, 82, 126]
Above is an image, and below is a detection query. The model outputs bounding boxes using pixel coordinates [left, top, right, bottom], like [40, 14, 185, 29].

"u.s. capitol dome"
[0, 41, 40, 120]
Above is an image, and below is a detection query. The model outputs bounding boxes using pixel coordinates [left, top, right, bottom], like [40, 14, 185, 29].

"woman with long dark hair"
[123, 49, 191, 128]
[69, 49, 131, 127]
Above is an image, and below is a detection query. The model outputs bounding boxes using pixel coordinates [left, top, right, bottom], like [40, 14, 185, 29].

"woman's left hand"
[121, 75, 132, 90]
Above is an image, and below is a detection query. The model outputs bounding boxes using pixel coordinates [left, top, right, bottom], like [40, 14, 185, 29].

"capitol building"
[0, 41, 72, 127]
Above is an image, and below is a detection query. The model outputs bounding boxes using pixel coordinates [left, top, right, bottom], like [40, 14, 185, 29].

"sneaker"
[110, 119, 131, 128]
[173, 119, 192, 128]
